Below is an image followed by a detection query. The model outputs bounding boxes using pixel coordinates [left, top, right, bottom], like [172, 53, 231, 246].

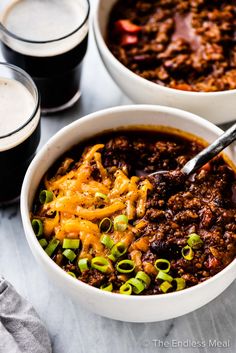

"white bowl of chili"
[93, 0, 236, 124]
[21, 105, 236, 322]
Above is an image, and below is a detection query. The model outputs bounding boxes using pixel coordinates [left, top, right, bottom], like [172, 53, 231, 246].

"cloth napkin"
[0, 276, 52, 353]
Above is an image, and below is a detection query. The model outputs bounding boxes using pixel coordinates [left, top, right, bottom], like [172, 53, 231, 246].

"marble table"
[0, 2, 236, 352]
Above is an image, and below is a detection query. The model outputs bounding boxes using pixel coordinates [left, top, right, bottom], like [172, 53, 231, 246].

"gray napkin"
[0, 277, 52, 353]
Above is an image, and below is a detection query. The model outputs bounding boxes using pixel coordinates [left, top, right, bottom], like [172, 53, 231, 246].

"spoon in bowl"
[150, 122, 236, 177]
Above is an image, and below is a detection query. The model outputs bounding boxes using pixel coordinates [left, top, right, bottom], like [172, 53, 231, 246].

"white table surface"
[0, 2, 236, 352]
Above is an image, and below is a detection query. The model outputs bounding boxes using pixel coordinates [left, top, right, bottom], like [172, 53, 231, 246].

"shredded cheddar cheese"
[35, 144, 152, 261]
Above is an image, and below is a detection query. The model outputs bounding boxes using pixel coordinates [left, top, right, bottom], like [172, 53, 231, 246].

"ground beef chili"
[31, 129, 236, 295]
[107, 0, 236, 92]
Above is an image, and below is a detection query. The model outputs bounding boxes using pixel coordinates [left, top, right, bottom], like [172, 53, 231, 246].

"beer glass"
[0, 0, 90, 113]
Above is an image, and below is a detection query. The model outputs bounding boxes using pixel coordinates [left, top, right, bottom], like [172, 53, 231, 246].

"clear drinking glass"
[0, 62, 40, 205]
[0, 0, 90, 113]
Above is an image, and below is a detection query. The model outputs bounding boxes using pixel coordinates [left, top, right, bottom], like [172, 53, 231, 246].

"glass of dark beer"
[0, 62, 40, 205]
[0, 0, 90, 113]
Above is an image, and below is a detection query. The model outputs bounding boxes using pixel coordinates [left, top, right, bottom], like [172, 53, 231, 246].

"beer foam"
[0, 77, 39, 151]
[0, 0, 89, 57]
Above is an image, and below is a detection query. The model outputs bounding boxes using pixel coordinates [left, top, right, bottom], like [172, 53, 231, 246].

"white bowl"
[93, 0, 236, 125]
[21, 105, 236, 322]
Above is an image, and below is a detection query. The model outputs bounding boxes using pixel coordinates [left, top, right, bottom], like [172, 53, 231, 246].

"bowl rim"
[93, 0, 236, 98]
[21, 104, 236, 302]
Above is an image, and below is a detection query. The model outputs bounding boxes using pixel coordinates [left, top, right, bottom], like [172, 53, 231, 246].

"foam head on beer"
[0, 77, 38, 151]
[2, 0, 85, 41]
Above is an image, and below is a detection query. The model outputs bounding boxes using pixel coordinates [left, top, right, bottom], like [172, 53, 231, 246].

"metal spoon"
[150, 122, 236, 177]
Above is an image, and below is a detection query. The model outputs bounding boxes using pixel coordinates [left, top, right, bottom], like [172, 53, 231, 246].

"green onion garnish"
[182, 245, 194, 260]
[114, 215, 129, 232]
[127, 278, 145, 294]
[45, 238, 60, 257]
[120, 283, 132, 295]
[39, 238, 48, 248]
[63, 249, 76, 262]
[154, 259, 171, 273]
[156, 270, 173, 282]
[100, 283, 113, 292]
[95, 192, 108, 201]
[91, 257, 110, 273]
[108, 254, 116, 262]
[116, 259, 135, 273]
[67, 271, 76, 278]
[99, 218, 112, 233]
[110, 242, 127, 260]
[135, 271, 151, 288]
[39, 190, 53, 204]
[160, 281, 173, 293]
[173, 278, 186, 291]
[187, 233, 203, 249]
[62, 238, 80, 249]
[100, 234, 114, 249]
[78, 258, 89, 272]
[32, 219, 43, 237]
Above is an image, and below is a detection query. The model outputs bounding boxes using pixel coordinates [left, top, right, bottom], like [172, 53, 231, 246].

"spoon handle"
[182, 123, 236, 176]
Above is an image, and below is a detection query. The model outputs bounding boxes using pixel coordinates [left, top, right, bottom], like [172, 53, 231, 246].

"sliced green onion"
[39, 190, 53, 204]
[160, 281, 173, 293]
[173, 278, 186, 291]
[114, 215, 129, 232]
[156, 270, 173, 282]
[116, 259, 135, 273]
[39, 238, 48, 248]
[100, 283, 113, 292]
[99, 218, 112, 233]
[100, 234, 114, 249]
[95, 192, 108, 201]
[78, 258, 89, 272]
[63, 238, 80, 249]
[32, 219, 43, 237]
[187, 233, 203, 249]
[108, 254, 116, 262]
[127, 278, 145, 294]
[135, 271, 151, 288]
[91, 257, 110, 273]
[63, 249, 76, 262]
[45, 238, 60, 257]
[67, 271, 76, 278]
[111, 242, 127, 259]
[182, 245, 194, 260]
[154, 259, 171, 273]
[120, 283, 132, 295]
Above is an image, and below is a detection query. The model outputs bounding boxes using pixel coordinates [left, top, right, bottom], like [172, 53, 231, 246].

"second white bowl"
[93, 0, 236, 124]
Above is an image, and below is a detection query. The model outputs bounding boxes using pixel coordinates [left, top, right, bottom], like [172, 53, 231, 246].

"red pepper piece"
[120, 34, 138, 46]
[114, 19, 142, 34]
[201, 162, 211, 172]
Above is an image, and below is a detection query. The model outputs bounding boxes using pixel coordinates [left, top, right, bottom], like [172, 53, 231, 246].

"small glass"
[0, 0, 90, 114]
[0, 62, 40, 205]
